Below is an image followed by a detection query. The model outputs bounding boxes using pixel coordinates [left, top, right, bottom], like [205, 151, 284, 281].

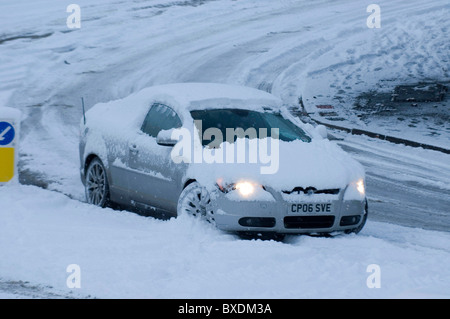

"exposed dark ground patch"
[353, 82, 449, 127]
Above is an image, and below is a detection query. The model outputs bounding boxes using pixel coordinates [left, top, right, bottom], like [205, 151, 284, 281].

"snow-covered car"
[79, 83, 368, 236]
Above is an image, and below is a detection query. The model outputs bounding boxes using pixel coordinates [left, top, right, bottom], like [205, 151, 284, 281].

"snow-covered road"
[337, 134, 450, 232]
[0, 0, 449, 298]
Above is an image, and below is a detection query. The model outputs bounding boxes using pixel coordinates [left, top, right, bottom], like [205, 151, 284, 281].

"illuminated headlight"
[356, 179, 365, 195]
[343, 178, 366, 201]
[235, 182, 255, 197]
[217, 179, 261, 198]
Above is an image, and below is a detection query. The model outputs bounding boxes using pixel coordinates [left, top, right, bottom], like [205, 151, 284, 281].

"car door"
[107, 139, 131, 206]
[127, 103, 184, 215]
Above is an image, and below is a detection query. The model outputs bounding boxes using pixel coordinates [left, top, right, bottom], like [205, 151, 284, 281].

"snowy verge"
[1, 184, 449, 299]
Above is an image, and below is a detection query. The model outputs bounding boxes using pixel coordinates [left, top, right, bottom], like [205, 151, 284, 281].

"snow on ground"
[0, 184, 449, 299]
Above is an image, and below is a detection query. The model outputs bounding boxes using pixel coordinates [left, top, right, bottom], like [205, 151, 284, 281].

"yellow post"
[0, 107, 21, 185]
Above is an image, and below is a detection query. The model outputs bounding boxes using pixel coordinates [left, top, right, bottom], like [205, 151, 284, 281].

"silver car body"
[79, 83, 367, 234]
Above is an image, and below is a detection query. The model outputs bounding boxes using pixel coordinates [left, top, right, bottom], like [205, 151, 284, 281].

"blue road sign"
[0, 121, 15, 146]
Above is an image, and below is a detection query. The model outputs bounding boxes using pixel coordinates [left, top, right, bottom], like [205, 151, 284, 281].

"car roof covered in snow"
[130, 82, 283, 115]
[85, 82, 283, 130]
[143, 82, 280, 102]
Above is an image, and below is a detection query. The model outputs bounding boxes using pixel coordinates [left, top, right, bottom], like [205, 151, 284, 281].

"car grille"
[284, 216, 335, 229]
[282, 187, 340, 195]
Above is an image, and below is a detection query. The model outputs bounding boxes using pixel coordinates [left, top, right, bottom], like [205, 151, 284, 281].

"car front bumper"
[211, 188, 366, 234]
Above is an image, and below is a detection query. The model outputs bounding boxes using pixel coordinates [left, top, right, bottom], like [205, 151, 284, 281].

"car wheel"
[177, 182, 215, 224]
[345, 199, 368, 234]
[85, 157, 110, 208]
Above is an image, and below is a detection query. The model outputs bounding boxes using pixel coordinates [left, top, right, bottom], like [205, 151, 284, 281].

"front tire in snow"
[177, 182, 215, 224]
[85, 157, 110, 208]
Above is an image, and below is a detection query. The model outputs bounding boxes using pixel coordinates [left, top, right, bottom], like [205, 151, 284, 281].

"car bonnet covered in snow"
[187, 138, 365, 196]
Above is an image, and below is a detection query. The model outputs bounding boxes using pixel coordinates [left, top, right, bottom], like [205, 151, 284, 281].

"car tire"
[345, 199, 368, 234]
[177, 182, 215, 224]
[85, 157, 110, 208]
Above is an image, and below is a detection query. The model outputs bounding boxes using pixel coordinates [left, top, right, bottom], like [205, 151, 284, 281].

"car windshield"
[190, 108, 311, 146]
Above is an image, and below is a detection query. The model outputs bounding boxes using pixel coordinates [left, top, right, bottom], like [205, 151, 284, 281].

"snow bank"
[1, 184, 449, 298]
[0, 107, 21, 120]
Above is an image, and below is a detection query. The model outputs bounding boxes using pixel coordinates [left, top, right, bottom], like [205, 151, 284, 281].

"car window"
[190, 109, 311, 145]
[141, 103, 182, 137]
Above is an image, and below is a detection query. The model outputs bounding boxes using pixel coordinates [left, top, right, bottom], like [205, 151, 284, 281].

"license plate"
[289, 203, 332, 214]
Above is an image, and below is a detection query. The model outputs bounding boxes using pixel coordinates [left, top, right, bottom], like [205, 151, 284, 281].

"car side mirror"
[156, 129, 178, 146]
[315, 125, 328, 139]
